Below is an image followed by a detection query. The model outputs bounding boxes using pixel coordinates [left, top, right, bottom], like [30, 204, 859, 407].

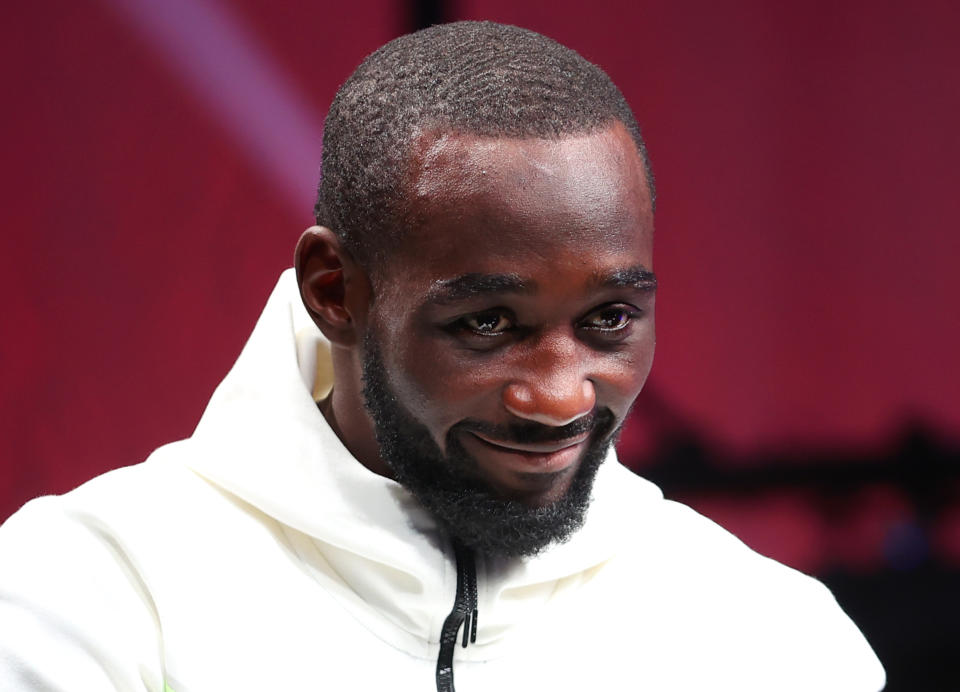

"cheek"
[388, 334, 502, 435]
[600, 329, 656, 412]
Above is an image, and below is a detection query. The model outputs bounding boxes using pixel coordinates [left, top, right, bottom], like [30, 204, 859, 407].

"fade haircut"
[316, 21, 655, 271]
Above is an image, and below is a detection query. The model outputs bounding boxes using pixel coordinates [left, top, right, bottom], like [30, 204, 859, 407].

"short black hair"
[316, 21, 655, 270]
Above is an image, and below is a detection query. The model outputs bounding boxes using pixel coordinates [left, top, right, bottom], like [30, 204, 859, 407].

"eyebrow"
[425, 273, 532, 303]
[424, 265, 657, 305]
[594, 265, 658, 291]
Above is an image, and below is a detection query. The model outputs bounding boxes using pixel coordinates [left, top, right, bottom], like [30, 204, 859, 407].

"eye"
[580, 305, 638, 332]
[459, 310, 514, 336]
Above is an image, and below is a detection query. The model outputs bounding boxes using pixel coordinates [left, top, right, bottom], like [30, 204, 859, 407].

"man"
[0, 21, 883, 691]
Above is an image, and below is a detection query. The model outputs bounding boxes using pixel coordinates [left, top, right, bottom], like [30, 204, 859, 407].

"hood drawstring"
[435, 540, 478, 692]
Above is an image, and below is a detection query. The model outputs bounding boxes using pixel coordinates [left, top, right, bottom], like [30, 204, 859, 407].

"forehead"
[380, 123, 654, 295]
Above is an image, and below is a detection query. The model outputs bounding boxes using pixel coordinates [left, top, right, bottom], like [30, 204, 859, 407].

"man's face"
[358, 122, 655, 555]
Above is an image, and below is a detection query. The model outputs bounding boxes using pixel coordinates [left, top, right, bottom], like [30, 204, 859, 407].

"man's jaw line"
[361, 330, 618, 555]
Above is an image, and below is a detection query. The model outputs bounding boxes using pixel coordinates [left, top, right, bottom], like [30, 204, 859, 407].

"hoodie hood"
[187, 269, 664, 660]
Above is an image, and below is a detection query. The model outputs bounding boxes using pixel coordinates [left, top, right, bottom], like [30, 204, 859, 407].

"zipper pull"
[461, 544, 478, 648]
[467, 607, 478, 646]
[436, 540, 480, 692]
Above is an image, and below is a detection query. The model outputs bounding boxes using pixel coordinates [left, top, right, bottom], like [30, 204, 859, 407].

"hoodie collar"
[187, 270, 662, 654]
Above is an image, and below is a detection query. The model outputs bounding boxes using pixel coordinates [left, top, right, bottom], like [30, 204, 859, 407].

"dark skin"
[296, 121, 656, 507]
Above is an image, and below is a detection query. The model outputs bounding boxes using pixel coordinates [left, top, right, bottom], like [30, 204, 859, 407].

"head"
[315, 20, 655, 273]
[297, 22, 657, 557]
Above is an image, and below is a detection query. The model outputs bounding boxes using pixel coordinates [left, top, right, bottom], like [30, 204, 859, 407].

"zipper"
[435, 540, 478, 692]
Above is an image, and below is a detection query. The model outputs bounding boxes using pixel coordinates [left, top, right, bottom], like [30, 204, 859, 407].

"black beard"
[360, 332, 618, 558]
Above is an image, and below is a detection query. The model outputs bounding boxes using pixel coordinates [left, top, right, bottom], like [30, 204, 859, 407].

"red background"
[2, 0, 958, 569]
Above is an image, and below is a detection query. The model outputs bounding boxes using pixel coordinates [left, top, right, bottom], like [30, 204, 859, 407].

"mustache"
[450, 409, 615, 446]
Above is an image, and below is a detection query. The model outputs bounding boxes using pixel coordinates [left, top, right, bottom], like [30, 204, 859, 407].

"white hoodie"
[0, 271, 885, 691]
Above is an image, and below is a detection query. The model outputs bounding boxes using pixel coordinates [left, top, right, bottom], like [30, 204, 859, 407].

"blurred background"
[1, 0, 957, 688]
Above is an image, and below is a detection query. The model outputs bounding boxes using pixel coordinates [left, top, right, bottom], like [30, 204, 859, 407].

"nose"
[502, 343, 597, 426]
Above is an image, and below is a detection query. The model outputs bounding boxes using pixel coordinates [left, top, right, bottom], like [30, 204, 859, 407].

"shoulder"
[598, 476, 886, 690]
[0, 461, 168, 687]
[0, 442, 230, 690]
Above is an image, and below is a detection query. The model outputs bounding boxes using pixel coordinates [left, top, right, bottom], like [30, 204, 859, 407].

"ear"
[294, 226, 370, 346]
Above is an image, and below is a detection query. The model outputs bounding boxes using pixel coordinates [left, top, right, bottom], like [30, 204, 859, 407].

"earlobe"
[295, 226, 367, 346]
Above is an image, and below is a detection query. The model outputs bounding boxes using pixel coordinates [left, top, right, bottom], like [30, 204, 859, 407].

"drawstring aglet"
[461, 607, 478, 647]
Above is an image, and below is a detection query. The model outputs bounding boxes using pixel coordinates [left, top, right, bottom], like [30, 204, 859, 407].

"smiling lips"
[467, 430, 591, 473]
